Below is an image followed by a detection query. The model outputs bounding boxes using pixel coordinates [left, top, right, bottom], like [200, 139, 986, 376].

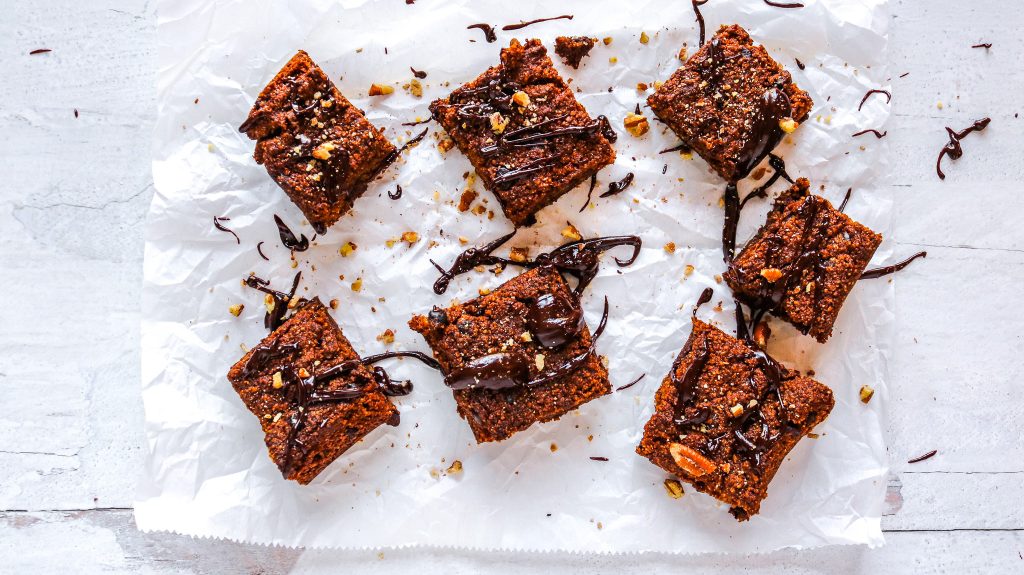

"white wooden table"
[2, 0, 1021, 572]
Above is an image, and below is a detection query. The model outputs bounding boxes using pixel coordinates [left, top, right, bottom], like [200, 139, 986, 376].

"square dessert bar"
[429, 39, 616, 227]
[227, 298, 398, 484]
[240, 50, 396, 234]
[636, 318, 834, 520]
[647, 25, 813, 182]
[725, 179, 883, 342]
[409, 266, 611, 443]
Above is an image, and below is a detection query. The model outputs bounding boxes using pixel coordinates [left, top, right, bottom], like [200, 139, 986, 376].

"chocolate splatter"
[501, 14, 573, 31]
[389, 184, 403, 200]
[256, 241, 270, 261]
[273, 215, 311, 252]
[467, 23, 497, 43]
[795, 58, 806, 70]
[763, 0, 804, 7]
[858, 89, 892, 111]
[589, 456, 609, 462]
[852, 129, 887, 139]
[907, 450, 937, 464]
[936, 118, 991, 180]
[615, 373, 646, 392]
[971, 43, 992, 49]
[579, 173, 598, 213]
[213, 216, 240, 244]
[29, 48, 52, 55]
[599, 173, 635, 198]
[410, 67, 428, 79]
[660, 142, 692, 154]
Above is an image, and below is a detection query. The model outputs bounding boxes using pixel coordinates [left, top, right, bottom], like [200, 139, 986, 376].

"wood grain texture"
[1, 0, 1021, 572]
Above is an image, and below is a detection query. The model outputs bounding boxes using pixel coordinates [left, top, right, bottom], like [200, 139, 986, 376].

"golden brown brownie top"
[240, 51, 396, 233]
[647, 24, 813, 182]
[726, 179, 883, 342]
[429, 39, 615, 226]
[637, 318, 834, 520]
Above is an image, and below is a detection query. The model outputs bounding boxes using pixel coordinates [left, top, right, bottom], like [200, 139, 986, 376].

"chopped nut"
[368, 83, 394, 96]
[264, 293, 275, 314]
[385, 238, 398, 248]
[408, 78, 423, 98]
[272, 371, 284, 389]
[663, 478, 684, 499]
[339, 241, 357, 257]
[489, 112, 509, 134]
[730, 403, 745, 417]
[760, 268, 783, 283]
[664, 242, 676, 254]
[608, 56, 618, 64]
[228, 304, 244, 317]
[512, 90, 531, 107]
[520, 331, 533, 342]
[535, 354, 546, 371]
[669, 443, 717, 477]
[471, 204, 487, 216]
[636, 82, 649, 91]
[561, 223, 582, 241]
[860, 385, 875, 404]
[550, 443, 558, 452]
[509, 246, 529, 263]
[478, 288, 491, 296]
[639, 31, 650, 44]
[351, 278, 363, 292]
[446, 460, 463, 475]
[684, 264, 695, 277]
[401, 231, 419, 244]
[779, 117, 799, 134]
[678, 46, 688, 61]
[623, 112, 650, 137]
[437, 137, 455, 153]
[752, 321, 771, 350]
[377, 329, 395, 344]
[329, 298, 339, 310]
[654, 80, 664, 90]
[458, 236, 469, 245]
[298, 367, 310, 378]
[602, 37, 613, 45]
[272, 412, 283, 423]
[311, 141, 336, 160]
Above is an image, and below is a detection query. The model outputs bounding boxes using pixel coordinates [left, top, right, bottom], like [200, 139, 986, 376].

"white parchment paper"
[139, 0, 894, 552]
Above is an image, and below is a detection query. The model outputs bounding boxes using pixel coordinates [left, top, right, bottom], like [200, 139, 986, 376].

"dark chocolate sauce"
[401, 118, 433, 127]
[692, 0, 709, 47]
[763, 0, 804, 7]
[481, 115, 610, 157]
[858, 89, 892, 111]
[29, 48, 52, 55]
[589, 456, 609, 462]
[467, 23, 497, 43]
[935, 118, 991, 180]
[410, 67, 427, 79]
[213, 216, 240, 244]
[795, 58, 806, 70]
[907, 450, 937, 464]
[525, 291, 585, 348]
[733, 87, 793, 179]
[501, 14, 573, 31]
[852, 129, 887, 139]
[693, 287, 715, 316]
[971, 43, 992, 49]
[273, 215, 310, 252]
[860, 251, 926, 280]
[431, 230, 518, 294]
[383, 127, 429, 169]
[74, 109, 79, 118]
[493, 155, 556, 187]
[243, 272, 304, 330]
[722, 183, 741, 260]
[660, 142, 692, 154]
[838, 188, 853, 212]
[578, 173, 598, 213]
[444, 297, 609, 391]
[615, 373, 645, 392]
[674, 336, 711, 406]
[599, 173, 635, 198]
[256, 241, 270, 261]
[389, 184, 403, 200]
[740, 154, 793, 209]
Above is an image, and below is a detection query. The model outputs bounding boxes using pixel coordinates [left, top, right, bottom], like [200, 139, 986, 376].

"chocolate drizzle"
[722, 183, 741, 260]
[971, 43, 992, 49]
[860, 251, 926, 280]
[579, 173, 598, 213]
[389, 184, 403, 200]
[29, 48, 52, 55]
[907, 449, 937, 464]
[445, 297, 609, 391]
[213, 216, 240, 244]
[599, 173, 635, 198]
[660, 142, 692, 154]
[762, 0, 804, 7]
[734, 86, 793, 179]
[935, 118, 991, 180]
[615, 373, 645, 392]
[525, 290, 585, 348]
[243, 272, 304, 330]
[692, 0, 710, 47]
[383, 127, 429, 169]
[693, 287, 715, 316]
[858, 89, 892, 111]
[838, 188, 853, 213]
[410, 67, 427, 79]
[740, 154, 793, 209]
[431, 233, 642, 297]
[852, 129, 887, 139]
[501, 14, 573, 31]
[467, 23, 497, 43]
[273, 215, 311, 252]
[795, 58, 806, 70]
[256, 241, 270, 261]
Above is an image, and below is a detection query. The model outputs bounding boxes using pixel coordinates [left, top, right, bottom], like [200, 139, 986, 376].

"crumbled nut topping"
[639, 31, 650, 44]
[272, 371, 284, 389]
[860, 385, 875, 404]
[760, 268, 783, 283]
[512, 90, 531, 108]
[561, 223, 582, 241]
[779, 117, 799, 134]
[311, 141, 336, 160]
[401, 231, 420, 244]
[351, 278, 363, 292]
[664, 478, 684, 499]
[339, 241, 357, 257]
[535, 354, 546, 371]
[623, 112, 650, 137]
[730, 403, 745, 417]
[377, 329, 395, 344]
[664, 242, 676, 254]
[229, 304, 244, 317]
[509, 246, 529, 263]
[368, 83, 394, 96]
[489, 112, 509, 134]
[329, 298, 339, 310]
[446, 460, 463, 475]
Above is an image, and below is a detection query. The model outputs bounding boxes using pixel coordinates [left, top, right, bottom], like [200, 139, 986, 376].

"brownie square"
[227, 298, 398, 484]
[240, 50, 396, 234]
[636, 318, 834, 520]
[429, 39, 616, 227]
[725, 178, 883, 342]
[408, 266, 611, 443]
[647, 25, 813, 182]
